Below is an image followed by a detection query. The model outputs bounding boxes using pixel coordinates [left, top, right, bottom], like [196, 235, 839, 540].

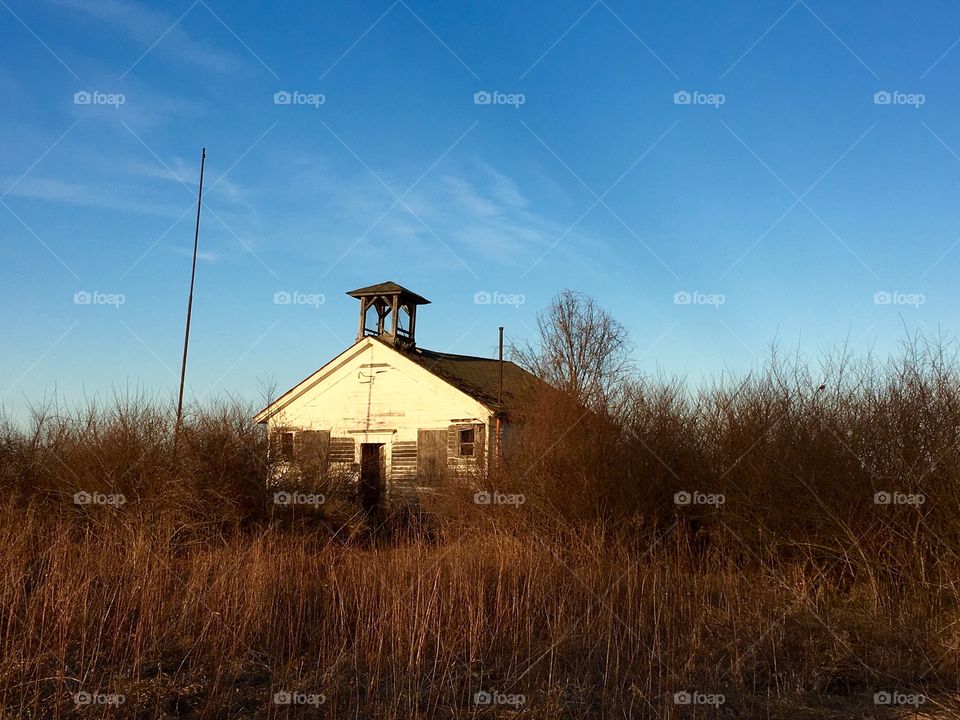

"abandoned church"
[254, 282, 540, 509]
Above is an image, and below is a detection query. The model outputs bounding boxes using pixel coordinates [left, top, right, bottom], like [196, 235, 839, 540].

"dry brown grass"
[2, 339, 960, 718]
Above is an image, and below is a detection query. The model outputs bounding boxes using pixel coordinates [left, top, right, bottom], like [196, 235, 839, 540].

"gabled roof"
[346, 281, 430, 305]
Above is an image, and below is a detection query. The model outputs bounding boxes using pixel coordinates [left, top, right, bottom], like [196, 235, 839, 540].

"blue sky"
[3, 0, 960, 423]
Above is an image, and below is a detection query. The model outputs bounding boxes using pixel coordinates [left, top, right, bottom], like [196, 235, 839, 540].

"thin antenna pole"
[176, 147, 206, 437]
[497, 326, 504, 405]
[496, 326, 504, 472]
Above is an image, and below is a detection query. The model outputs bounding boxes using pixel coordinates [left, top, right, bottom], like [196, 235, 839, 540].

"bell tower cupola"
[347, 281, 430, 349]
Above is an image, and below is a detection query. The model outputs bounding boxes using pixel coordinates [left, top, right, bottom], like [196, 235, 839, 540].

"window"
[277, 431, 295, 461]
[458, 427, 475, 457]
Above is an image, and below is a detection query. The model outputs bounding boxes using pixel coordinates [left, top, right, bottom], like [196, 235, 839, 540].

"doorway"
[359, 443, 385, 514]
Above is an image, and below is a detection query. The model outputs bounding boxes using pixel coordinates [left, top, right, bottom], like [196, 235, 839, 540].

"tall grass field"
[2, 339, 959, 718]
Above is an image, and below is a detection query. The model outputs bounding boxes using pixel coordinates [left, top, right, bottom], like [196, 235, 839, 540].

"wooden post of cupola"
[347, 281, 432, 350]
[356, 297, 368, 342]
[390, 294, 399, 339]
[377, 300, 387, 336]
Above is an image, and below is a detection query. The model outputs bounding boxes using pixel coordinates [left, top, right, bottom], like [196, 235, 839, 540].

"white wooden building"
[254, 282, 539, 510]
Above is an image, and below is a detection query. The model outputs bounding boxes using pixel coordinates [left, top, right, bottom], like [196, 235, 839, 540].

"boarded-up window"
[295, 430, 330, 478]
[329, 437, 356, 463]
[392, 441, 418, 493]
[390, 440, 417, 482]
[417, 429, 446, 486]
[270, 430, 296, 461]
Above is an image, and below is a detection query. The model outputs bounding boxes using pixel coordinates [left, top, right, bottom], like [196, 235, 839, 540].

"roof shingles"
[401, 344, 542, 417]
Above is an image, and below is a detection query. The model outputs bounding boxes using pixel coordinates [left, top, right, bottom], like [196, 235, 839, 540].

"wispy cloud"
[245, 154, 607, 273]
[127, 157, 245, 200]
[477, 161, 529, 209]
[169, 244, 217, 262]
[50, 0, 240, 73]
[397, 162, 587, 267]
[4, 176, 186, 217]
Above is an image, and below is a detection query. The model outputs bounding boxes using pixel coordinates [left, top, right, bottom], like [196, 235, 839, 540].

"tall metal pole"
[497, 326, 504, 405]
[496, 326, 504, 471]
[176, 148, 206, 436]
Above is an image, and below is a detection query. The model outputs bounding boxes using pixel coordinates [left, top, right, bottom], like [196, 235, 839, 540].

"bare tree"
[511, 290, 634, 410]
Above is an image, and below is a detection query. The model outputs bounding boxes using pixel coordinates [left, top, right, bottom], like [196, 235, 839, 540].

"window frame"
[458, 426, 476, 457]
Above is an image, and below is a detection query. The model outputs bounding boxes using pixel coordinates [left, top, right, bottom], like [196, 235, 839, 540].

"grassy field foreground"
[3, 506, 959, 719]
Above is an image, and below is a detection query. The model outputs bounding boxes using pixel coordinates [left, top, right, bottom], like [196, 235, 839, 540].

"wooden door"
[359, 443, 384, 513]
